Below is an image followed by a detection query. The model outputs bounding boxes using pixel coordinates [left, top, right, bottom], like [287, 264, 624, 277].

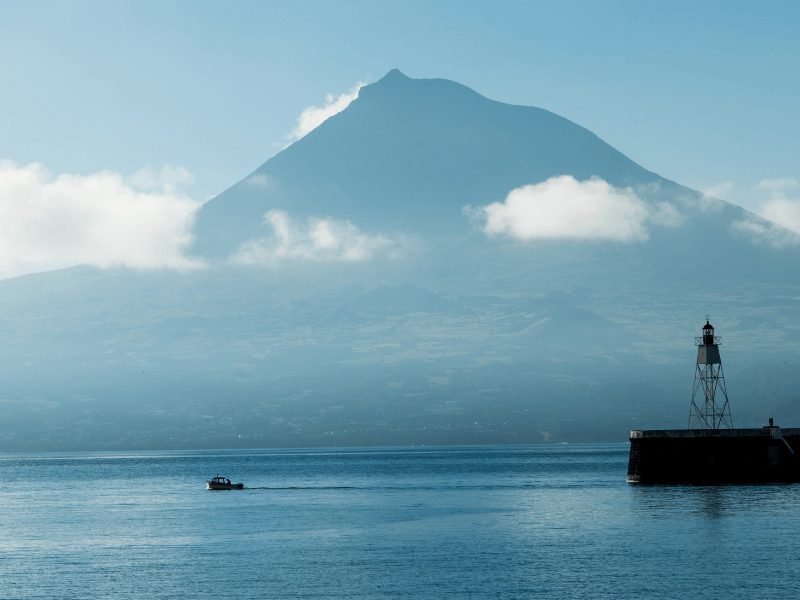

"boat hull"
[206, 482, 244, 490]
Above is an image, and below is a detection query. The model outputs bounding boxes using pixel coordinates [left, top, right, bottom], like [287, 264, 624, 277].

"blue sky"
[0, 0, 800, 203]
[0, 1, 798, 216]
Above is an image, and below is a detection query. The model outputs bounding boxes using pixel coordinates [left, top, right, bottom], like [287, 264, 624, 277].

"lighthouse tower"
[688, 320, 733, 429]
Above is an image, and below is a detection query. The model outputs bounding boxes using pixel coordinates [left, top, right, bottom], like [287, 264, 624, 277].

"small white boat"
[206, 475, 244, 490]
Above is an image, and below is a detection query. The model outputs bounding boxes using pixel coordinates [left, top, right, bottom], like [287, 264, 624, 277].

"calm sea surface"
[2, 444, 799, 599]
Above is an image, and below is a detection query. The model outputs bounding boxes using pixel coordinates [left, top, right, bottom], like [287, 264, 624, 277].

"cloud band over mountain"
[472, 176, 680, 243]
[0, 160, 201, 279]
[288, 82, 365, 142]
[231, 209, 403, 265]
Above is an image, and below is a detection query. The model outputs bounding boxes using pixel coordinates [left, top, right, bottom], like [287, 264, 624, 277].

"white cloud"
[757, 177, 799, 195]
[288, 82, 365, 141]
[731, 177, 800, 246]
[702, 181, 734, 201]
[244, 174, 272, 188]
[730, 218, 800, 248]
[699, 181, 735, 212]
[472, 176, 676, 243]
[755, 178, 800, 236]
[649, 201, 684, 228]
[231, 210, 402, 265]
[128, 165, 194, 193]
[0, 160, 202, 279]
[760, 197, 800, 234]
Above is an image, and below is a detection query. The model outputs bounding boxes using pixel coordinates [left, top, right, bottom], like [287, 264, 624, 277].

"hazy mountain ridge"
[1, 70, 799, 451]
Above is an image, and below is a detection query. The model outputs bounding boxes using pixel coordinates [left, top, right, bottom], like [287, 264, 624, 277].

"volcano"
[193, 69, 696, 256]
[1, 70, 799, 451]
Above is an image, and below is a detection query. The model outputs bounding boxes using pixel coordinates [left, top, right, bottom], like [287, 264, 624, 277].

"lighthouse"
[628, 319, 800, 483]
[688, 320, 732, 429]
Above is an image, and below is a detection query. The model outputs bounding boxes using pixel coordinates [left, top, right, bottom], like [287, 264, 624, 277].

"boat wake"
[243, 485, 360, 491]
[242, 483, 588, 491]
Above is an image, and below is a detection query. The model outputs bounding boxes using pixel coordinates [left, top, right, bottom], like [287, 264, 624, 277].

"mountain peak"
[380, 68, 410, 82]
[361, 69, 480, 103]
[359, 68, 418, 100]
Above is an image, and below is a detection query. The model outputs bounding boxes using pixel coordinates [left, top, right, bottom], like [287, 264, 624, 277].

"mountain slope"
[192, 69, 694, 257]
[0, 70, 798, 451]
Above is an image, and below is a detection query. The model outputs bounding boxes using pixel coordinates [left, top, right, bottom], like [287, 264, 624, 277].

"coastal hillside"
[0, 71, 798, 450]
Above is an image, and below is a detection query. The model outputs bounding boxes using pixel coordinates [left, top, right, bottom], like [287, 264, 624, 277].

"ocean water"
[2, 444, 799, 599]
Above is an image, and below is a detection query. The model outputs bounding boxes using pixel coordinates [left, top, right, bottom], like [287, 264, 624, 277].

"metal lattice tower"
[688, 320, 733, 429]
